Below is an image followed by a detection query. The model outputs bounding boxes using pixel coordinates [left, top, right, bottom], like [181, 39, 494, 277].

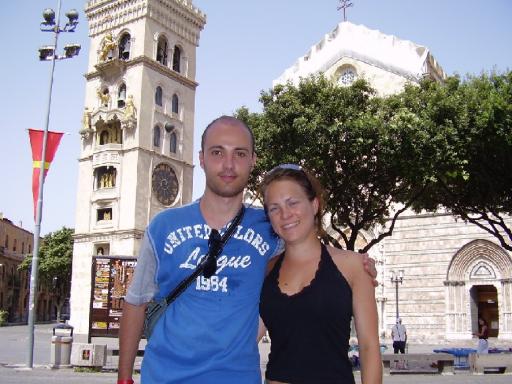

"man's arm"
[118, 232, 157, 381]
[257, 316, 267, 342]
[118, 302, 147, 381]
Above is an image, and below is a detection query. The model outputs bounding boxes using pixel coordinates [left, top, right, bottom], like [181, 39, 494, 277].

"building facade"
[275, 21, 512, 342]
[70, 0, 205, 341]
[0, 214, 56, 323]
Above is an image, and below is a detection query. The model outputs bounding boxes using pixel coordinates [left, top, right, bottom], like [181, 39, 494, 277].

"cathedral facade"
[70, 0, 205, 341]
[275, 21, 512, 342]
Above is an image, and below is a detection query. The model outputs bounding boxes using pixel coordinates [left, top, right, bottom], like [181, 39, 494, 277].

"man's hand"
[362, 254, 378, 287]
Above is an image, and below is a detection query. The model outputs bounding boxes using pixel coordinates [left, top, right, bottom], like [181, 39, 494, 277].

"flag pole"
[27, 0, 62, 368]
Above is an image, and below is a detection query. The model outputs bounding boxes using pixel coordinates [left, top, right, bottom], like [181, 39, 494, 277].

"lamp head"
[42, 8, 56, 25]
[38, 45, 55, 61]
[64, 9, 79, 32]
[66, 9, 79, 23]
[63, 44, 81, 58]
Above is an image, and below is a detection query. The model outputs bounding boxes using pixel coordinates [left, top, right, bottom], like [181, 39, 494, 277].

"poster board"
[90, 257, 137, 337]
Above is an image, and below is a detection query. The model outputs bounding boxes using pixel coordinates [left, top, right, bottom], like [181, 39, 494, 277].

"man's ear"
[199, 150, 205, 169]
[251, 152, 257, 170]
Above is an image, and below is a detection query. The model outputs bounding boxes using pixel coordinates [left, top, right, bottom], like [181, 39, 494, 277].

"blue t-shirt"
[128, 201, 280, 384]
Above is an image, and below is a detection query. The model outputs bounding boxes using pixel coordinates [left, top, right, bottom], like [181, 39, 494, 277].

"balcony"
[93, 149, 121, 167]
[92, 186, 118, 202]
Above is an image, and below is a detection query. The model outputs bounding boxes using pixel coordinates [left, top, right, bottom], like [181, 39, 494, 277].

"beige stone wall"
[380, 213, 512, 342]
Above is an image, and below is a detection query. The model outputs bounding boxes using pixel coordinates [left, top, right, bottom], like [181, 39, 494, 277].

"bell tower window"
[97, 208, 112, 222]
[156, 36, 168, 65]
[153, 126, 161, 147]
[172, 94, 179, 114]
[118, 83, 126, 108]
[119, 33, 131, 60]
[170, 131, 177, 154]
[155, 86, 163, 106]
[172, 45, 181, 72]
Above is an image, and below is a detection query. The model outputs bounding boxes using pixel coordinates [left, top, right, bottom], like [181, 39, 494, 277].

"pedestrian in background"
[391, 318, 407, 354]
[474, 317, 489, 353]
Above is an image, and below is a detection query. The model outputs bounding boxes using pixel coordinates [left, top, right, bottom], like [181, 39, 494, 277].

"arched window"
[99, 130, 109, 145]
[153, 126, 161, 147]
[172, 45, 181, 72]
[118, 83, 126, 108]
[155, 86, 163, 106]
[156, 36, 168, 65]
[119, 33, 131, 60]
[172, 94, 179, 114]
[170, 131, 177, 153]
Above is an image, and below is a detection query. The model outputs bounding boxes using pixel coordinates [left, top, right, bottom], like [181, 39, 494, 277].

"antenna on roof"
[337, 0, 354, 22]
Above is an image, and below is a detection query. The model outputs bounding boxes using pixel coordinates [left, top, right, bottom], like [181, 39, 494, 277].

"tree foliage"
[405, 72, 512, 250]
[237, 70, 512, 252]
[237, 76, 432, 252]
[19, 227, 74, 319]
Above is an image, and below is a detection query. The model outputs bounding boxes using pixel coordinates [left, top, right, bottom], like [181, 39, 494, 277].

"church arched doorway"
[445, 239, 512, 340]
[470, 285, 499, 337]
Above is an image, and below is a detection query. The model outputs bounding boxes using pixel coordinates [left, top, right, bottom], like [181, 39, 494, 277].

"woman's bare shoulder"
[326, 246, 366, 282]
[327, 245, 362, 264]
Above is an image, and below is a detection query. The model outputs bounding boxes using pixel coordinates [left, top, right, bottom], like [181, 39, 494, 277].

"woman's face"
[264, 179, 318, 244]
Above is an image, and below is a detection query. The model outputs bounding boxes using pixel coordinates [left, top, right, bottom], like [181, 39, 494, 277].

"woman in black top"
[474, 317, 489, 353]
[258, 165, 382, 384]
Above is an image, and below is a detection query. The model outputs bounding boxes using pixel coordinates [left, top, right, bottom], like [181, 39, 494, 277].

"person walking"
[391, 318, 407, 354]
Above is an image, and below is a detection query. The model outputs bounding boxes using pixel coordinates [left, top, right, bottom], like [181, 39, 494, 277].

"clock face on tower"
[152, 163, 179, 206]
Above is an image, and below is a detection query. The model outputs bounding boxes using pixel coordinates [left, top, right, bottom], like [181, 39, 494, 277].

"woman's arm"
[348, 253, 383, 384]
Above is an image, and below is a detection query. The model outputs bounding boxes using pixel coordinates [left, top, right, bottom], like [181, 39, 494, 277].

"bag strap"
[163, 205, 245, 305]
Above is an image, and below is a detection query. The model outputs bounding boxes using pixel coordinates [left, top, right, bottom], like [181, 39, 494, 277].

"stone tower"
[70, 0, 205, 341]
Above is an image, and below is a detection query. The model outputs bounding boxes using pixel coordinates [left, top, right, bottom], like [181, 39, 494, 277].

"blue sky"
[1, 0, 511, 235]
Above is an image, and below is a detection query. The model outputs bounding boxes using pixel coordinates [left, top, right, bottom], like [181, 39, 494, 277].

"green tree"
[406, 72, 512, 250]
[19, 227, 74, 320]
[237, 76, 432, 252]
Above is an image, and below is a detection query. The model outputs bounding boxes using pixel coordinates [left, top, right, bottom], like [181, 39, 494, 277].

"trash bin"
[51, 322, 74, 368]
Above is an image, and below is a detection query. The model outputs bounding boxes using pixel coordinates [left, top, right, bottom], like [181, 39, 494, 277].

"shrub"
[0, 310, 8, 326]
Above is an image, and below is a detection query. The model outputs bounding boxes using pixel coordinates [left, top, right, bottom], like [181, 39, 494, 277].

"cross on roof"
[337, 0, 354, 22]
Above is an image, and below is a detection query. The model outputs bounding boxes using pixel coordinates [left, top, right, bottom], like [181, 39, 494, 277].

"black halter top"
[259, 243, 355, 384]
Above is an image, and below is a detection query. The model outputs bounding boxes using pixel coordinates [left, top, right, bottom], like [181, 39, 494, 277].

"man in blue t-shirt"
[118, 116, 375, 384]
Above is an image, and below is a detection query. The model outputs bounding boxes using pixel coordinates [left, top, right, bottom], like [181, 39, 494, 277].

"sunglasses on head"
[268, 163, 303, 174]
[203, 228, 222, 278]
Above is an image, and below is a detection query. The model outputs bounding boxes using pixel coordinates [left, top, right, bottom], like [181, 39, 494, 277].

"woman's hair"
[260, 164, 326, 238]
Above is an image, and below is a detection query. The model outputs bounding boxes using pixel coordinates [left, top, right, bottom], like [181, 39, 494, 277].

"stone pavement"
[1, 323, 511, 383]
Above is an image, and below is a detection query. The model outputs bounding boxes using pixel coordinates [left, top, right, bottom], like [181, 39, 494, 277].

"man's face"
[199, 120, 256, 198]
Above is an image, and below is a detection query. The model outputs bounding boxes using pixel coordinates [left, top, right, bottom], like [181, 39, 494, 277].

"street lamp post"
[27, 0, 80, 369]
[390, 269, 404, 320]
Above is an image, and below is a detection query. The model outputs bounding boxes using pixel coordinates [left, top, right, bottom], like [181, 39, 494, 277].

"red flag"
[29, 129, 64, 220]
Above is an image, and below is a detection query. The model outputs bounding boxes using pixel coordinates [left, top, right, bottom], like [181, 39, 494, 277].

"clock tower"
[70, 0, 205, 341]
